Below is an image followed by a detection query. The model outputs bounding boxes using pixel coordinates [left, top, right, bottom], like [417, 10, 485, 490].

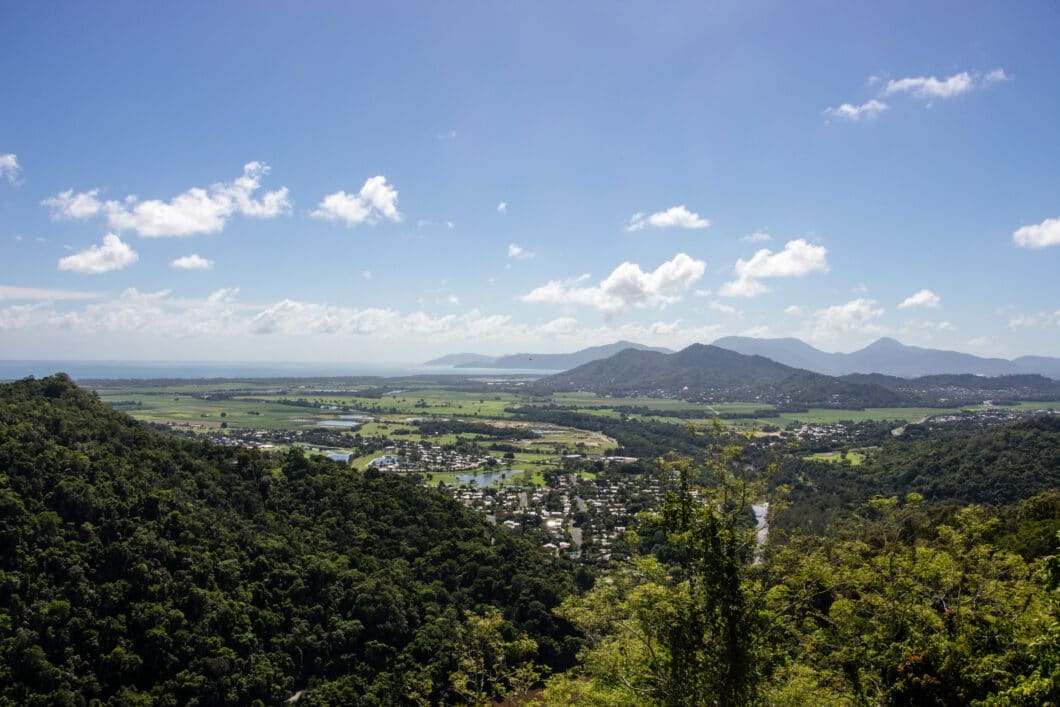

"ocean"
[0, 360, 559, 381]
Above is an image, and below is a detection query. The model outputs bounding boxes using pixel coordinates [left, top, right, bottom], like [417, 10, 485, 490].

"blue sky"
[1, 1, 1058, 362]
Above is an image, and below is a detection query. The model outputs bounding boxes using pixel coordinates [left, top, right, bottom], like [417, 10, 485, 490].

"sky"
[1, 1, 1059, 363]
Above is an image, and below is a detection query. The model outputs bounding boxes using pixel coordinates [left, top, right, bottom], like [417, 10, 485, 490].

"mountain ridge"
[713, 336, 1060, 379]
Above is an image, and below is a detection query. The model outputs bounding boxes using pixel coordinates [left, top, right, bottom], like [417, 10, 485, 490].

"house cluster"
[367, 440, 495, 473]
[444, 473, 665, 565]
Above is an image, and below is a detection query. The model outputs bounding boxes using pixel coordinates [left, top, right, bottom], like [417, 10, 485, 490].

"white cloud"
[508, 243, 534, 260]
[985, 68, 1009, 83]
[57, 234, 139, 274]
[883, 72, 974, 99]
[626, 205, 710, 232]
[810, 298, 886, 338]
[171, 254, 214, 270]
[709, 301, 738, 314]
[1008, 310, 1060, 329]
[741, 231, 772, 243]
[0, 285, 102, 301]
[362, 270, 373, 280]
[539, 317, 578, 336]
[824, 99, 889, 122]
[497, 201, 507, 214]
[521, 253, 706, 315]
[42, 188, 104, 220]
[0, 153, 21, 184]
[312, 175, 402, 227]
[1013, 217, 1060, 249]
[784, 305, 803, 316]
[720, 238, 829, 297]
[44, 163, 290, 237]
[447, 295, 460, 306]
[898, 288, 941, 309]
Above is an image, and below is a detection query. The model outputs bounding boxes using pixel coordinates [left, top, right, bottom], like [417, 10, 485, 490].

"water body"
[0, 360, 562, 381]
[316, 420, 361, 428]
[752, 502, 769, 565]
[453, 469, 524, 486]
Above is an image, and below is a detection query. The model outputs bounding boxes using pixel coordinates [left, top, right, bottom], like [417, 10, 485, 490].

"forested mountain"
[774, 415, 1060, 534]
[424, 341, 672, 370]
[534, 344, 915, 407]
[841, 372, 1060, 404]
[714, 335, 1060, 378]
[0, 375, 581, 704]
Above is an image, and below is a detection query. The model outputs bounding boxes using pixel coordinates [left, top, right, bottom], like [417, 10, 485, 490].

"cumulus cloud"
[42, 188, 105, 220]
[883, 71, 974, 99]
[827, 69, 1007, 123]
[521, 253, 706, 314]
[171, 254, 214, 270]
[810, 298, 886, 338]
[898, 288, 941, 309]
[497, 201, 507, 214]
[626, 205, 710, 232]
[43, 163, 290, 237]
[0, 285, 102, 301]
[719, 239, 829, 297]
[0, 153, 20, 184]
[508, 243, 534, 259]
[1013, 217, 1060, 249]
[312, 176, 402, 227]
[57, 234, 139, 274]
[824, 99, 889, 122]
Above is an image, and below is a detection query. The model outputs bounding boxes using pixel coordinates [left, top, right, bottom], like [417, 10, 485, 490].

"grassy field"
[805, 450, 869, 466]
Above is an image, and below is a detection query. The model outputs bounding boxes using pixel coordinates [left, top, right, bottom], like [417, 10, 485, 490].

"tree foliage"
[0, 375, 580, 704]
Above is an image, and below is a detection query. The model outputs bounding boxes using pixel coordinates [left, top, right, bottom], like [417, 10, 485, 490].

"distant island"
[424, 340, 672, 371]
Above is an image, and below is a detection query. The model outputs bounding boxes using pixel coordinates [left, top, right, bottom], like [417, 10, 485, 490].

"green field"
[805, 450, 869, 466]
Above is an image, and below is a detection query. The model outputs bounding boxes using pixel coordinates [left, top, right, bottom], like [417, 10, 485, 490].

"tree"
[449, 606, 542, 706]
[544, 430, 772, 705]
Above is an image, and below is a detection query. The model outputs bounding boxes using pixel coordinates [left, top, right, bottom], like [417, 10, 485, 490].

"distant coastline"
[0, 360, 560, 381]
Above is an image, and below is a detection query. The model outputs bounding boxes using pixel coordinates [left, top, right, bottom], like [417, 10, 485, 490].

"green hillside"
[0, 375, 580, 704]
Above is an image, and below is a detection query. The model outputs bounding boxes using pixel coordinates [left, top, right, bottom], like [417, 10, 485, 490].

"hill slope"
[0, 375, 579, 704]
[534, 344, 913, 407]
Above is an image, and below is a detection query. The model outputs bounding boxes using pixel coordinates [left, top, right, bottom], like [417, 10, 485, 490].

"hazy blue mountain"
[423, 352, 499, 367]
[713, 336, 1059, 379]
[425, 341, 673, 370]
[1013, 355, 1060, 379]
[535, 343, 913, 407]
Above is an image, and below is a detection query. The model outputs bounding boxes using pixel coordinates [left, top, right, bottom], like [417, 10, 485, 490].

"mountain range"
[424, 341, 672, 370]
[532, 344, 1060, 407]
[533, 344, 914, 408]
[427, 337, 1060, 379]
[712, 336, 1060, 379]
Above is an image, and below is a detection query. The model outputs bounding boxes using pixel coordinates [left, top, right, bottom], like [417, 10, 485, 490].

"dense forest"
[0, 376, 580, 705]
[774, 416, 1060, 535]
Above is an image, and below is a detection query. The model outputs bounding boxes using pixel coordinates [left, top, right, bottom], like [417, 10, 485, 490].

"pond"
[316, 420, 361, 427]
[453, 469, 525, 486]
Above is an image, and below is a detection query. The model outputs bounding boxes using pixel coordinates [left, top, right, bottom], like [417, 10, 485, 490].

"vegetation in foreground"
[0, 376, 580, 704]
